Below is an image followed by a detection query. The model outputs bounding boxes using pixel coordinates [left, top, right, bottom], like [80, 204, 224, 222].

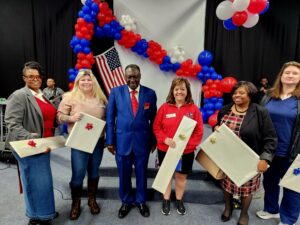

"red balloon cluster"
[117, 30, 141, 48]
[75, 52, 95, 70]
[97, 2, 115, 27]
[220, 76, 237, 93]
[146, 40, 167, 65]
[176, 59, 202, 77]
[202, 79, 223, 98]
[75, 18, 94, 40]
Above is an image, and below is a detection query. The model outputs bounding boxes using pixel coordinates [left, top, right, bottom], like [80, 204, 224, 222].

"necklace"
[234, 104, 248, 113]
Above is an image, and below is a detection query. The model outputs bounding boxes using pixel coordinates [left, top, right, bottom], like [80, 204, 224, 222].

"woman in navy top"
[257, 61, 300, 225]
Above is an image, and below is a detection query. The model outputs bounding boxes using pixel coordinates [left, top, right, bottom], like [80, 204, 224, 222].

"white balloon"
[216, 1, 235, 20]
[81, 0, 86, 5]
[243, 12, 259, 28]
[170, 58, 177, 64]
[178, 56, 185, 63]
[233, 0, 250, 12]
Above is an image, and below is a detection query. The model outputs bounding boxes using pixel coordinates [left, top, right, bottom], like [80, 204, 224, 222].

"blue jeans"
[263, 156, 300, 225]
[13, 151, 56, 220]
[70, 137, 104, 188]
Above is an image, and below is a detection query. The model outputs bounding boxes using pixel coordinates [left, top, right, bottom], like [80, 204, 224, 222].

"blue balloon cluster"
[201, 97, 224, 122]
[131, 39, 149, 57]
[78, 0, 99, 24]
[68, 68, 79, 82]
[70, 37, 91, 54]
[95, 20, 124, 40]
[159, 56, 181, 72]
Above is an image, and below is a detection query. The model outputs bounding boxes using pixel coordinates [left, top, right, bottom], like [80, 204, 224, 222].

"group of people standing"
[4, 61, 300, 225]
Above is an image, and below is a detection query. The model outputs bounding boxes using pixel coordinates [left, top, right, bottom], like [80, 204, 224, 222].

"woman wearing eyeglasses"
[5, 61, 58, 225]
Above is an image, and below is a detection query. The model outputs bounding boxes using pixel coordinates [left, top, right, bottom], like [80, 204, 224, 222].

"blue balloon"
[217, 74, 223, 80]
[74, 44, 83, 54]
[223, 18, 237, 31]
[211, 72, 218, 80]
[83, 47, 91, 54]
[204, 73, 211, 80]
[80, 38, 90, 47]
[204, 103, 214, 110]
[82, 6, 91, 14]
[214, 102, 223, 110]
[209, 67, 215, 73]
[91, 3, 99, 13]
[163, 56, 171, 64]
[197, 72, 204, 80]
[198, 50, 213, 66]
[113, 32, 121, 40]
[78, 10, 84, 18]
[83, 14, 92, 23]
[203, 98, 210, 104]
[259, 1, 270, 15]
[217, 98, 224, 103]
[202, 66, 209, 74]
[69, 74, 76, 82]
[206, 110, 215, 117]
[210, 97, 218, 103]
[172, 62, 181, 72]
[85, 0, 93, 6]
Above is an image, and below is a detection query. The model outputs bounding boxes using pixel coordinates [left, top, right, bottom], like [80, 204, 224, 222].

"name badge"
[166, 113, 176, 118]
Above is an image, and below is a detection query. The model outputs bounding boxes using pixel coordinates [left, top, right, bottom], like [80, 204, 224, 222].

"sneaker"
[176, 200, 186, 215]
[161, 199, 171, 215]
[256, 210, 280, 219]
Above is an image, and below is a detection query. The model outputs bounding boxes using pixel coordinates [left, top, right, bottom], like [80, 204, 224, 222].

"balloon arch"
[68, 0, 237, 127]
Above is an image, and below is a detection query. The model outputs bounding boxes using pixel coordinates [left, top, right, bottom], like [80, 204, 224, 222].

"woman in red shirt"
[153, 77, 203, 216]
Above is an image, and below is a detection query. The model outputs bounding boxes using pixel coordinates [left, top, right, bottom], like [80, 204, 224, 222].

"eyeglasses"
[24, 75, 43, 80]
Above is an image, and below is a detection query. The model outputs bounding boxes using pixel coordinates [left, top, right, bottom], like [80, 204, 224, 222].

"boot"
[87, 178, 100, 214]
[69, 186, 82, 220]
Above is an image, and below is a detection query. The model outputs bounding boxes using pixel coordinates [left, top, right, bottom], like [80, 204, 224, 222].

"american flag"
[94, 46, 126, 95]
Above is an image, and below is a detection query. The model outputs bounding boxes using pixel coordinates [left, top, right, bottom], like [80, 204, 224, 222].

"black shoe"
[54, 212, 59, 219]
[161, 199, 171, 215]
[118, 204, 132, 219]
[176, 200, 186, 215]
[28, 219, 52, 225]
[136, 203, 150, 217]
[221, 209, 232, 222]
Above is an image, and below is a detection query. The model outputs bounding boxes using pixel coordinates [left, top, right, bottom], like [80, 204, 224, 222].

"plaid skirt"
[221, 174, 261, 197]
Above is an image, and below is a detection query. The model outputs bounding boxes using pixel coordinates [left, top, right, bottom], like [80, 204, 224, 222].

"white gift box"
[10, 136, 65, 158]
[279, 154, 300, 193]
[200, 123, 260, 187]
[152, 116, 197, 194]
[65, 112, 105, 153]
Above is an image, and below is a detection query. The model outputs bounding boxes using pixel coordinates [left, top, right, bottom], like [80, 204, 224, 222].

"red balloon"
[206, 79, 214, 87]
[202, 85, 209, 92]
[232, 11, 248, 26]
[220, 77, 237, 93]
[68, 82, 74, 90]
[208, 114, 218, 128]
[247, 0, 267, 14]
[204, 91, 212, 98]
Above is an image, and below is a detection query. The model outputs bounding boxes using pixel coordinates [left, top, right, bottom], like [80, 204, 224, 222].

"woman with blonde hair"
[57, 69, 107, 220]
[257, 61, 300, 225]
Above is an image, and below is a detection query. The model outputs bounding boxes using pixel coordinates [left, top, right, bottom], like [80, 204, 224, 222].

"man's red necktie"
[131, 90, 138, 116]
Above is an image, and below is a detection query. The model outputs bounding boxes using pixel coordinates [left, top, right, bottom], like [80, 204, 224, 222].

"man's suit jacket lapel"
[122, 85, 134, 117]
[136, 86, 145, 118]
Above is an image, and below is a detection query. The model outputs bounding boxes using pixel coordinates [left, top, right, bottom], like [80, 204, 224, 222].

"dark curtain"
[0, 0, 113, 98]
[205, 0, 300, 86]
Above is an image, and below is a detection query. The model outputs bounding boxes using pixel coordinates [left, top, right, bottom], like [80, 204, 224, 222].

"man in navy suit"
[106, 64, 157, 218]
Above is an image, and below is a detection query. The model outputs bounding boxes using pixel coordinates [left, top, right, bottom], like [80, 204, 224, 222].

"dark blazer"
[216, 102, 277, 163]
[261, 94, 300, 161]
[106, 84, 157, 156]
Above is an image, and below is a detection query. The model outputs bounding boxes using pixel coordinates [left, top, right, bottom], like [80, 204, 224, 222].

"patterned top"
[221, 111, 245, 137]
